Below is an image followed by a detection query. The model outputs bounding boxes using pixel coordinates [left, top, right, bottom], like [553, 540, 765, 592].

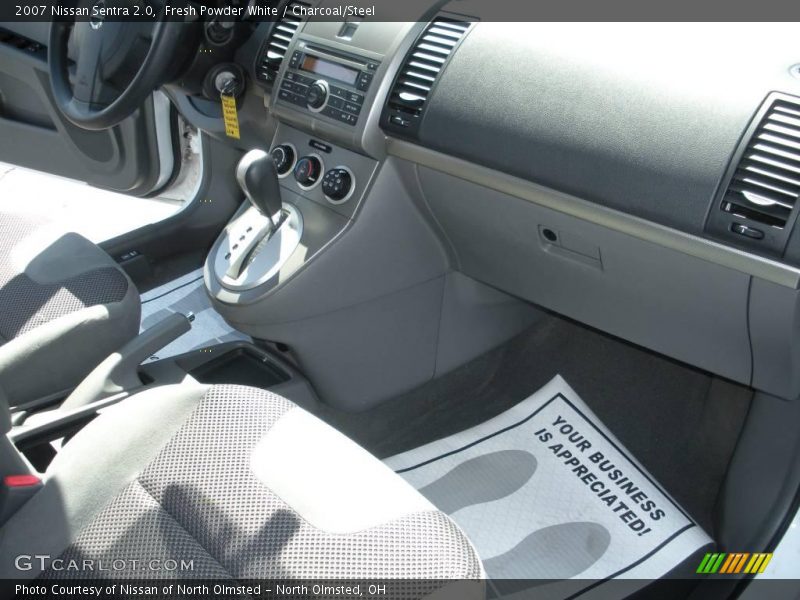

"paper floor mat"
[385, 376, 712, 594]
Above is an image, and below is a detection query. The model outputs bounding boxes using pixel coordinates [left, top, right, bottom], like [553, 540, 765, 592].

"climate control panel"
[271, 145, 356, 205]
[271, 144, 296, 177]
[321, 168, 354, 203]
[269, 125, 378, 222]
[293, 155, 323, 189]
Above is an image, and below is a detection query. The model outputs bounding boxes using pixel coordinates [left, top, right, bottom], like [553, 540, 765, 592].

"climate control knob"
[306, 81, 328, 111]
[293, 155, 322, 188]
[322, 167, 353, 202]
[271, 144, 295, 176]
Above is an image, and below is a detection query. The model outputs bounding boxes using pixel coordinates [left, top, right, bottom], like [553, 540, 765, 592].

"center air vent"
[381, 17, 472, 137]
[706, 92, 800, 255]
[255, 0, 309, 86]
[0, 27, 46, 55]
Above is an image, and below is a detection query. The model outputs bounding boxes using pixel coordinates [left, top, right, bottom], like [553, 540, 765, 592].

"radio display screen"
[300, 55, 359, 86]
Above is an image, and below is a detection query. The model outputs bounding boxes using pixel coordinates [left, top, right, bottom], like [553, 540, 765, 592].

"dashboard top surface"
[168, 13, 800, 269]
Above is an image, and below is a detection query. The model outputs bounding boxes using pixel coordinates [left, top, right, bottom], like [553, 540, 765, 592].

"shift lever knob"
[236, 149, 283, 226]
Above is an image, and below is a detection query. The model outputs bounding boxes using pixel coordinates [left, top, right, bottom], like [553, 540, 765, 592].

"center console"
[202, 14, 538, 413]
[204, 122, 379, 304]
[205, 21, 419, 302]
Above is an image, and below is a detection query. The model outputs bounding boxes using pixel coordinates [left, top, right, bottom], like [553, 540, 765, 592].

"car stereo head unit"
[276, 45, 380, 127]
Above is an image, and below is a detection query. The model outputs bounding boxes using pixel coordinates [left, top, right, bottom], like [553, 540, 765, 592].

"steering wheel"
[48, 4, 188, 131]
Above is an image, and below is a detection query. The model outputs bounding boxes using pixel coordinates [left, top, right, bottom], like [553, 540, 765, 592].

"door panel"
[0, 22, 174, 196]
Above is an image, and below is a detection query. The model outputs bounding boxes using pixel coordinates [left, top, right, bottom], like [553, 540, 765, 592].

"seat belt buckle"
[5, 475, 41, 487]
[0, 474, 42, 526]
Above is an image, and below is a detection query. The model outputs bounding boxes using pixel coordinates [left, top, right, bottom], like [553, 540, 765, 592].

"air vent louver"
[256, 0, 309, 85]
[383, 17, 471, 135]
[0, 28, 45, 55]
[721, 98, 800, 229]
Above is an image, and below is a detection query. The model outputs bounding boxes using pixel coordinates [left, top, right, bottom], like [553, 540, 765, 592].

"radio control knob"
[306, 81, 328, 110]
[271, 144, 295, 176]
[322, 168, 353, 202]
[294, 155, 322, 187]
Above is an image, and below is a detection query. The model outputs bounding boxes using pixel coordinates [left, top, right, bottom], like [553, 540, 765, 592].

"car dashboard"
[164, 5, 800, 408]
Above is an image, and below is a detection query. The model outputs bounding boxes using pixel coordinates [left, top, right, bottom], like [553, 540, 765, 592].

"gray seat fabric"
[0, 384, 484, 593]
[0, 214, 140, 408]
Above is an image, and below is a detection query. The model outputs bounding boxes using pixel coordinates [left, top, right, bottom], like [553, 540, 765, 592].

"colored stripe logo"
[696, 552, 773, 574]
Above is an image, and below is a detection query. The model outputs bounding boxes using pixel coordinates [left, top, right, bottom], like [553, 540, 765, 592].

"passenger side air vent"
[706, 93, 800, 256]
[381, 17, 473, 137]
[723, 99, 800, 227]
[255, 0, 309, 86]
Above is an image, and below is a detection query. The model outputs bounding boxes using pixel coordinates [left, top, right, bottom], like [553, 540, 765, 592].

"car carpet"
[318, 316, 751, 537]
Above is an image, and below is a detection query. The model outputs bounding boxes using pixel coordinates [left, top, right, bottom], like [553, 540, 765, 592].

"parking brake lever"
[58, 313, 192, 411]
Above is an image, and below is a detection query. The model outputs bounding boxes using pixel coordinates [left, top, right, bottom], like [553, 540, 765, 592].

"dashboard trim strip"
[387, 138, 800, 290]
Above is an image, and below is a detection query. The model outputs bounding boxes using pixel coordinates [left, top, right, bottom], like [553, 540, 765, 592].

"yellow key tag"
[221, 94, 240, 140]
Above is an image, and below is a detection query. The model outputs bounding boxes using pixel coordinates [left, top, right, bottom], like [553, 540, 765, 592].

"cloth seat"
[0, 384, 484, 594]
[0, 214, 140, 408]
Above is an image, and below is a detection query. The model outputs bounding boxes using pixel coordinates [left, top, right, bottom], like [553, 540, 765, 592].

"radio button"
[278, 88, 289, 99]
[336, 111, 358, 125]
[306, 81, 328, 111]
[342, 101, 361, 115]
[328, 96, 344, 109]
[320, 105, 358, 126]
[329, 86, 348, 99]
[322, 105, 341, 120]
[356, 72, 373, 91]
[346, 91, 364, 104]
[280, 80, 301, 94]
[278, 89, 302, 105]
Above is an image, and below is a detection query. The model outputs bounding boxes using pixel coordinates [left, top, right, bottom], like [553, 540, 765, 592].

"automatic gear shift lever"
[236, 149, 283, 232]
[212, 149, 304, 288]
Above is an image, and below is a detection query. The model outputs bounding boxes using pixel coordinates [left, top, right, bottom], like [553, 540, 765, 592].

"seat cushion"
[0, 214, 140, 407]
[0, 384, 484, 590]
